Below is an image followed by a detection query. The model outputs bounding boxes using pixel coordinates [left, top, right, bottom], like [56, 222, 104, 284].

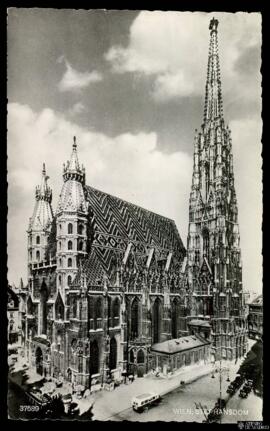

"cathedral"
[20, 18, 248, 388]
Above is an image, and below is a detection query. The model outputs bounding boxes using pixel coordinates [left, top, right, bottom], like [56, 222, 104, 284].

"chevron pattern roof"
[74, 186, 185, 286]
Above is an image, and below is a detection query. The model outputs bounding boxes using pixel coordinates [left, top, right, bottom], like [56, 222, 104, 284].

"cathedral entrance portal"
[35, 347, 43, 375]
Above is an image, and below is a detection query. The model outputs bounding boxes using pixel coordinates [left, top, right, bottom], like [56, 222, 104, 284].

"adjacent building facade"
[8, 285, 20, 345]
[248, 295, 263, 340]
[19, 18, 247, 388]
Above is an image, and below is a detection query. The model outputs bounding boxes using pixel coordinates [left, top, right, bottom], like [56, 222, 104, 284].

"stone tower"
[55, 137, 88, 301]
[27, 163, 54, 294]
[187, 18, 247, 360]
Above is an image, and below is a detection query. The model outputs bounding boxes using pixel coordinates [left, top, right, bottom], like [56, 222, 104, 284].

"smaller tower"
[27, 164, 54, 292]
[56, 137, 88, 296]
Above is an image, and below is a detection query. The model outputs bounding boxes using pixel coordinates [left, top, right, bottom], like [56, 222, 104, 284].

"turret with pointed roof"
[55, 136, 88, 298]
[28, 164, 54, 269]
[29, 163, 53, 231]
[186, 18, 247, 361]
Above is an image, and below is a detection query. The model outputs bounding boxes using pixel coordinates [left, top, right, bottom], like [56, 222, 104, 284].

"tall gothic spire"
[203, 17, 223, 123]
[63, 136, 85, 185]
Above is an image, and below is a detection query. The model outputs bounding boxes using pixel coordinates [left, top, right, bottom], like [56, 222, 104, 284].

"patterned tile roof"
[75, 186, 186, 286]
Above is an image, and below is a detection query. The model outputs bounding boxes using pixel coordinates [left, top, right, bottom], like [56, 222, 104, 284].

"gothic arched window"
[90, 340, 99, 375]
[113, 298, 120, 318]
[137, 349, 145, 364]
[59, 275, 62, 286]
[72, 298, 77, 317]
[109, 337, 117, 370]
[68, 240, 73, 250]
[59, 241, 61, 251]
[202, 227, 210, 262]
[36, 250, 40, 262]
[68, 223, 73, 234]
[130, 349, 135, 363]
[95, 297, 103, 319]
[68, 258, 72, 268]
[59, 258, 62, 268]
[171, 298, 178, 339]
[153, 298, 161, 343]
[78, 240, 83, 251]
[36, 235, 40, 245]
[78, 224, 84, 235]
[112, 297, 120, 327]
[131, 297, 139, 340]
[67, 275, 72, 286]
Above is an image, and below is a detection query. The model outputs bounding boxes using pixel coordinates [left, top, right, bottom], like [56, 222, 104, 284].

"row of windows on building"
[58, 239, 85, 252]
[58, 273, 74, 287]
[58, 223, 85, 235]
[29, 223, 86, 248]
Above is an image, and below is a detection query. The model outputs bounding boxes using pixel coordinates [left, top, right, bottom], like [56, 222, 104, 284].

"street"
[108, 366, 262, 422]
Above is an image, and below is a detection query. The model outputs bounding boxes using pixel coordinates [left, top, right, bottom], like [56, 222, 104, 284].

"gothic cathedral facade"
[20, 18, 247, 388]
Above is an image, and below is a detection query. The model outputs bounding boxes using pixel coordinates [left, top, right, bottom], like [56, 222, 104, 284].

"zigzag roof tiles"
[75, 186, 185, 286]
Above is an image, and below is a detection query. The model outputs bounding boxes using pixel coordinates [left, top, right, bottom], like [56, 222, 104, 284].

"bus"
[132, 393, 160, 412]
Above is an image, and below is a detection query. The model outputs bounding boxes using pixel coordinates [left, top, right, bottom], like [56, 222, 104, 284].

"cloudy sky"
[7, 9, 262, 295]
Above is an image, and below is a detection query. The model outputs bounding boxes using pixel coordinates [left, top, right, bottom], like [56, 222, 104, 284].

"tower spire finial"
[204, 17, 223, 123]
[209, 17, 219, 32]
[62, 136, 85, 185]
[42, 162, 46, 175]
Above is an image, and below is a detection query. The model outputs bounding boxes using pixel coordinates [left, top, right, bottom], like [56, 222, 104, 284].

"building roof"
[29, 164, 53, 231]
[188, 319, 211, 328]
[151, 335, 210, 355]
[74, 186, 186, 286]
[250, 294, 263, 306]
[7, 285, 19, 309]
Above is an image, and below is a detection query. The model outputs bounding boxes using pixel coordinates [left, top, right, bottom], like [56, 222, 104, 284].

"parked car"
[239, 388, 249, 399]
[31, 386, 42, 394]
[245, 379, 253, 388]
[226, 386, 236, 395]
[69, 402, 80, 416]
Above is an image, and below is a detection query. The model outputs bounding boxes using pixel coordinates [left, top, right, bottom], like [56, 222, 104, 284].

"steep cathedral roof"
[74, 186, 186, 286]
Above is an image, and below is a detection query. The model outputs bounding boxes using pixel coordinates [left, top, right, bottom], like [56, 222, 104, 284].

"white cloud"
[58, 58, 102, 92]
[68, 102, 86, 115]
[7, 103, 263, 296]
[7, 103, 192, 285]
[105, 11, 261, 102]
[152, 71, 195, 101]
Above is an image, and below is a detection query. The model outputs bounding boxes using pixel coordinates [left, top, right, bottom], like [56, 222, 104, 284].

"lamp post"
[210, 346, 223, 425]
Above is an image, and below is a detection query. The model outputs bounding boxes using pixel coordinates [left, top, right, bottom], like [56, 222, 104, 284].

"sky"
[7, 9, 262, 295]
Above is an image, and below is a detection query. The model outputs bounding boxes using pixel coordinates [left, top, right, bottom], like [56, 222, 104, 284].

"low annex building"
[150, 335, 211, 376]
